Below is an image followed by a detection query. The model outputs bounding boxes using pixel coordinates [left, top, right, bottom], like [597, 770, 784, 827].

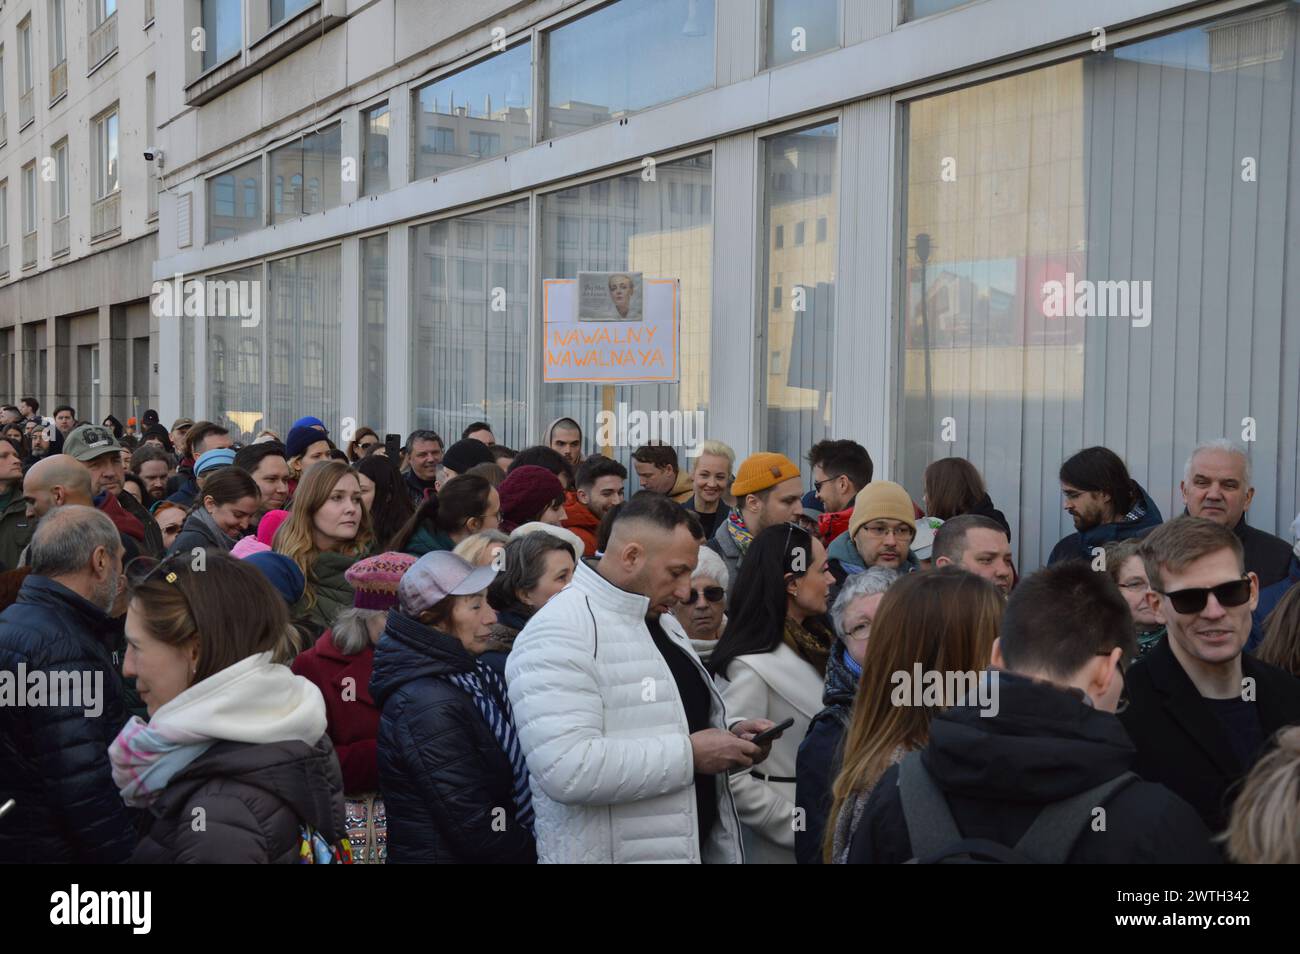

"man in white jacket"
[506, 492, 775, 863]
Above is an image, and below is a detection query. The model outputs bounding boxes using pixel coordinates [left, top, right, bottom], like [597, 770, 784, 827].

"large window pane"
[202, 0, 242, 72]
[268, 247, 342, 437]
[362, 102, 390, 196]
[540, 154, 713, 470]
[766, 0, 839, 69]
[270, 124, 340, 222]
[761, 123, 836, 469]
[413, 41, 532, 180]
[207, 157, 262, 241]
[207, 266, 262, 441]
[545, 0, 715, 139]
[271, 0, 314, 27]
[901, 0, 974, 21]
[412, 200, 529, 448]
[360, 235, 387, 430]
[898, 1, 1300, 570]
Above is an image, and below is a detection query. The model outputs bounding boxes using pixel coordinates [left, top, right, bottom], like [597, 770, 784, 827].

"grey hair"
[29, 505, 122, 578]
[488, 531, 577, 610]
[330, 607, 387, 656]
[692, 545, 730, 594]
[1184, 439, 1251, 488]
[830, 567, 899, 641]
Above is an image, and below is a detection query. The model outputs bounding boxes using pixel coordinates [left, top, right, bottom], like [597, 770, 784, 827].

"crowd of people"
[1, 400, 1299, 864]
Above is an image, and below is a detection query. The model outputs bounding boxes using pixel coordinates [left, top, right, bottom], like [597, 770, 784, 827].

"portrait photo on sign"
[578, 271, 643, 322]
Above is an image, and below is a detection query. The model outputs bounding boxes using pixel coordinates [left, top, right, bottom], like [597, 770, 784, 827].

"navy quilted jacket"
[370, 611, 536, 864]
[0, 575, 137, 863]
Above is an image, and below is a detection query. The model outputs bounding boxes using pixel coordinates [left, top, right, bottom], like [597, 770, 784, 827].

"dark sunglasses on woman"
[683, 586, 725, 605]
[1156, 577, 1252, 615]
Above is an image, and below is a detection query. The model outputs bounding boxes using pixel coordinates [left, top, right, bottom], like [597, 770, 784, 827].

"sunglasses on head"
[1156, 577, 1252, 615]
[683, 586, 724, 605]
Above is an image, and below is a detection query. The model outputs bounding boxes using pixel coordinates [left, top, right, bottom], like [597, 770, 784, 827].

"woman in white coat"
[710, 523, 836, 864]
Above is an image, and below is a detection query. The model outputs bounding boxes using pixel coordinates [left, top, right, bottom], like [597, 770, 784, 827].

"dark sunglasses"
[684, 586, 725, 605]
[1156, 577, 1252, 615]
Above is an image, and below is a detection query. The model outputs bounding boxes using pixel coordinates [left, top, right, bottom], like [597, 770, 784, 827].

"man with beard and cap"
[507, 492, 775, 863]
[1048, 446, 1162, 564]
[707, 452, 804, 584]
[0, 506, 136, 863]
[848, 561, 1220, 864]
[64, 424, 165, 558]
[826, 481, 920, 598]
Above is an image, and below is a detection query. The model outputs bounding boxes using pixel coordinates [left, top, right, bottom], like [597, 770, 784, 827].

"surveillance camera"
[143, 147, 163, 166]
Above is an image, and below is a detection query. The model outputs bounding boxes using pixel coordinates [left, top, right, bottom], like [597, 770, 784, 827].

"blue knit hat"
[194, 447, 237, 476]
[285, 424, 330, 460]
[245, 551, 306, 606]
[291, 416, 327, 431]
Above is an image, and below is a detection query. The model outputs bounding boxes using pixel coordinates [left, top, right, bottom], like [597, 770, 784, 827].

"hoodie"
[847, 672, 1221, 864]
[1047, 481, 1162, 564]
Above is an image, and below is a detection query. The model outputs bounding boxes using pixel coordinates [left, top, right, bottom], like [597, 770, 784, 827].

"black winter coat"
[131, 735, 344, 864]
[795, 642, 858, 864]
[1119, 637, 1300, 833]
[848, 672, 1221, 864]
[0, 575, 137, 863]
[370, 610, 536, 864]
[1233, 517, 1295, 590]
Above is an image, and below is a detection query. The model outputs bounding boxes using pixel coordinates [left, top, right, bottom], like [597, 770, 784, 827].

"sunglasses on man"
[1155, 576, 1252, 615]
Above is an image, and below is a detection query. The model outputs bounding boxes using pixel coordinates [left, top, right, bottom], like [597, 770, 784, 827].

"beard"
[92, 572, 121, 614]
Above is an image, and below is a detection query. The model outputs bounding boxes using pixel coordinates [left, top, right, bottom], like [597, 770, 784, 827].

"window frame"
[93, 107, 120, 199]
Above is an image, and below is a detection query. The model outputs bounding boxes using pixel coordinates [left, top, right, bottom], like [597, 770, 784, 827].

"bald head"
[25, 454, 95, 519]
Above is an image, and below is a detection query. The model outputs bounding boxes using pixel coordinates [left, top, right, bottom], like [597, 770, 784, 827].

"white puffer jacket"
[505, 561, 744, 864]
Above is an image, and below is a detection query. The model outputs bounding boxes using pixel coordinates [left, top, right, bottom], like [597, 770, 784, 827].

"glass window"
[901, 0, 974, 22]
[765, 0, 839, 69]
[207, 266, 263, 441]
[270, 124, 340, 222]
[19, 20, 32, 93]
[207, 157, 262, 241]
[270, 0, 314, 27]
[0, 183, 8, 246]
[22, 164, 36, 234]
[897, 1, 1300, 568]
[760, 123, 837, 468]
[202, 0, 242, 72]
[360, 235, 387, 430]
[53, 141, 68, 218]
[541, 154, 713, 469]
[95, 0, 116, 24]
[362, 102, 390, 196]
[545, 0, 716, 139]
[413, 41, 532, 180]
[266, 246, 342, 436]
[50, 0, 66, 65]
[412, 200, 530, 449]
[94, 110, 119, 198]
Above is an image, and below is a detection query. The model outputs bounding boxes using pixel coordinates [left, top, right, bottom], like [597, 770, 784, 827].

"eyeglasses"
[358, 440, 378, 451]
[812, 475, 841, 493]
[684, 586, 725, 605]
[844, 620, 871, 641]
[1155, 577, 1252, 615]
[859, 522, 915, 541]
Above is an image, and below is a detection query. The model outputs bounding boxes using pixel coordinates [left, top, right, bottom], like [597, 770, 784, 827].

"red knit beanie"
[497, 465, 565, 533]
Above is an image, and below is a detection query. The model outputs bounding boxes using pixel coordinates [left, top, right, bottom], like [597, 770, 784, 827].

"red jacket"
[819, 507, 852, 545]
[290, 631, 379, 794]
[563, 494, 599, 555]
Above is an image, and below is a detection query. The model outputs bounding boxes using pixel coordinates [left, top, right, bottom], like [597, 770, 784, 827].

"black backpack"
[898, 751, 1137, 864]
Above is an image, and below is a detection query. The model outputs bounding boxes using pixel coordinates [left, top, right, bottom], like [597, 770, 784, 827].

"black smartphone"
[747, 717, 795, 747]
[384, 433, 402, 459]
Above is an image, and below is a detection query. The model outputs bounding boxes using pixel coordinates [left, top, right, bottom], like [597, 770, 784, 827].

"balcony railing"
[89, 12, 118, 71]
[92, 191, 120, 239]
[21, 231, 36, 268]
[0, 244, 9, 277]
[52, 215, 69, 256]
[18, 89, 32, 130]
[49, 61, 67, 103]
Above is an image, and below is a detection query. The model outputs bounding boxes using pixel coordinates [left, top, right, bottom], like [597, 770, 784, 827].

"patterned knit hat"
[345, 551, 417, 611]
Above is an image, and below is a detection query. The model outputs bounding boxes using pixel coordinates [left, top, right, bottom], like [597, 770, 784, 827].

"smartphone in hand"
[747, 717, 795, 747]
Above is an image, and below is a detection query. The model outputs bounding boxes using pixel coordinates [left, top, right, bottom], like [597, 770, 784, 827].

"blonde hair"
[693, 439, 735, 472]
[1222, 727, 1300, 863]
[274, 461, 373, 614]
[453, 529, 510, 567]
[823, 569, 1000, 862]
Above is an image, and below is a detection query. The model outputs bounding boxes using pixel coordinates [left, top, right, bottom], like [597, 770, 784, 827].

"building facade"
[153, 0, 1300, 569]
[0, 0, 160, 424]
